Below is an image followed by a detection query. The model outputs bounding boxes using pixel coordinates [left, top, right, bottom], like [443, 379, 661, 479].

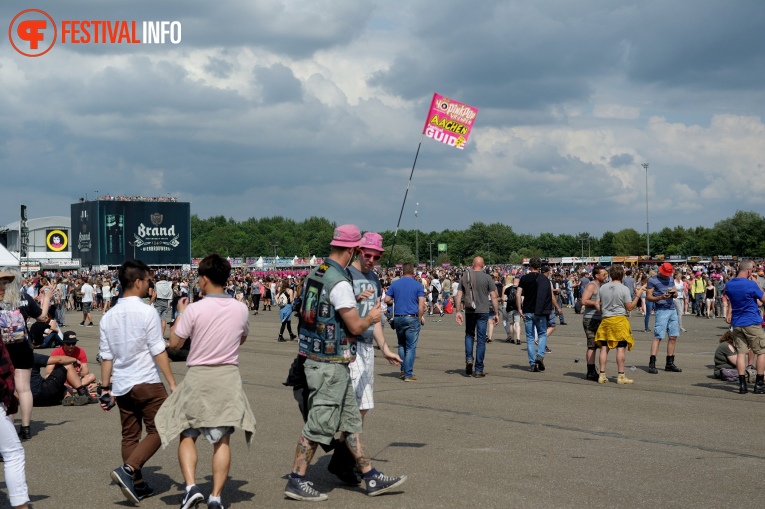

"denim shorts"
[653, 308, 680, 340]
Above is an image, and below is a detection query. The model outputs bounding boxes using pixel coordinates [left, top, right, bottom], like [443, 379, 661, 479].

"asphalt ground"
[2, 304, 762, 509]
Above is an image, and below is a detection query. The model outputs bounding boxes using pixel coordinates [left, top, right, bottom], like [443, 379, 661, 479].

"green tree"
[612, 228, 642, 256]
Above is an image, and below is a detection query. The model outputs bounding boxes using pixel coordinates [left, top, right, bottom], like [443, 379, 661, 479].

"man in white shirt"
[151, 273, 174, 337]
[79, 278, 95, 327]
[99, 259, 177, 505]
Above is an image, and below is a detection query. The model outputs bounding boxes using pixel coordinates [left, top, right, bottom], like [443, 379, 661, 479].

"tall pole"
[415, 203, 419, 267]
[486, 241, 492, 265]
[426, 240, 435, 269]
[642, 163, 650, 258]
[271, 242, 279, 266]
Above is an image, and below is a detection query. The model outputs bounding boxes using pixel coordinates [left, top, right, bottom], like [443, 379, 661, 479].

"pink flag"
[422, 93, 478, 150]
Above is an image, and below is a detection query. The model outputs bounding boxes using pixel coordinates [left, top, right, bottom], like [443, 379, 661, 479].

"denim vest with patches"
[298, 259, 356, 363]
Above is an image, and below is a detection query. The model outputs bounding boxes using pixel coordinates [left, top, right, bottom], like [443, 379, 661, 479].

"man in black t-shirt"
[517, 257, 548, 372]
[503, 276, 522, 344]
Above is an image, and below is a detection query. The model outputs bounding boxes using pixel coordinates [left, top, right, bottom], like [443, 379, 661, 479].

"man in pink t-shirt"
[162, 254, 253, 509]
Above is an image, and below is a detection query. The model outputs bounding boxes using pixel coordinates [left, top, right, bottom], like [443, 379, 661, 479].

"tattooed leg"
[292, 435, 318, 476]
[344, 432, 372, 474]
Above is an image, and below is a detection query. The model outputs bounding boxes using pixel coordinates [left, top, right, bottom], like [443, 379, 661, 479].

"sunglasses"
[362, 252, 382, 261]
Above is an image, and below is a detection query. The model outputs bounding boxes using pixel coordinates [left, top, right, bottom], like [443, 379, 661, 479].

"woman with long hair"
[102, 277, 112, 312]
[0, 266, 53, 440]
[276, 280, 296, 342]
[705, 277, 716, 319]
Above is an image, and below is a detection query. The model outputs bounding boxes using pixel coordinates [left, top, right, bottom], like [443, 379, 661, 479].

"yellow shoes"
[598, 373, 608, 384]
[617, 373, 634, 385]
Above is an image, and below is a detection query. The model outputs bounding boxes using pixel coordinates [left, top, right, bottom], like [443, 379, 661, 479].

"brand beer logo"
[134, 213, 179, 252]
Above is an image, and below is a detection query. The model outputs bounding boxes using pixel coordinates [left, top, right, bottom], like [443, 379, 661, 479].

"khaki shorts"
[302, 359, 362, 445]
[582, 317, 602, 348]
[732, 325, 765, 355]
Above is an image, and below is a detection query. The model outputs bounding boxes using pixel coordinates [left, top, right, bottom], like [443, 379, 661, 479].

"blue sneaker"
[284, 476, 328, 501]
[365, 471, 407, 497]
[110, 466, 140, 505]
[180, 485, 205, 509]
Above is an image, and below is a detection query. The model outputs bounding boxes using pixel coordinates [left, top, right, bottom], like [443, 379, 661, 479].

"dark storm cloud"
[205, 56, 234, 79]
[253, 64, 303, 104]
[624, 2, 765, 89]
[610, 153, 634, 168]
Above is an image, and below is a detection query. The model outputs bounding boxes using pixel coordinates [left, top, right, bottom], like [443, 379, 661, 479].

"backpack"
[505, 285, 518, 312]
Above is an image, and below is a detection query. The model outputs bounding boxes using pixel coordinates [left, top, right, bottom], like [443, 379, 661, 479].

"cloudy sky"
[1, 0, 763, 237]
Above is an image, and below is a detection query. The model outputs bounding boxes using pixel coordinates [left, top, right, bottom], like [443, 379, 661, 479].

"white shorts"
[349, 341, 375, 411]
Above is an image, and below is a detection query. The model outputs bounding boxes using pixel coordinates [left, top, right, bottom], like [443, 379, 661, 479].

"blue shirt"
[647, 274, 675, 310]
[726, 278, 764, 328]
[386, 276, 424, 315]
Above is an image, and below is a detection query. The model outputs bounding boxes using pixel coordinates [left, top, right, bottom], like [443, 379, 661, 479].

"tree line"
[191, 210, 765, 265]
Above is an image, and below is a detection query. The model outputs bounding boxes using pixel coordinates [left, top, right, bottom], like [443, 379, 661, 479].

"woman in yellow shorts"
[594, 265, 645, 384]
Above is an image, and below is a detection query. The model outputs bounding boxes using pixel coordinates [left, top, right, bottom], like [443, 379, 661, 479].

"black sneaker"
[365, 471, 407, 497]
[465, 362, 473, 376]
[87, 322, 94, 327]
[284, 476, 328, 501]
[544, 346, 552, 353]
[135, 482, 155, 500]
[180, 485, 205, 509]
[80, 321, 85, 326]
[529, 364, 539, 372]
[536, 357, 546, 372]
[18, 426, 31, 440]
[110, 466, 140, 505]
[207, 501, 224, 509]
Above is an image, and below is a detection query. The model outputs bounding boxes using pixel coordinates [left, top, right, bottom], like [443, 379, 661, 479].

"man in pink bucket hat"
[284, 225, 407, 501]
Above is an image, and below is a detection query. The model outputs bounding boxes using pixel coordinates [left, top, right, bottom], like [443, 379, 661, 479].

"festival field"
[6, 307, 759, 508]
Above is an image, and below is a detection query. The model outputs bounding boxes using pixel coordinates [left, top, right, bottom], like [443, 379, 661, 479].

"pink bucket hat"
[330, 224, 362, 248]
[359, 232, 385, 253]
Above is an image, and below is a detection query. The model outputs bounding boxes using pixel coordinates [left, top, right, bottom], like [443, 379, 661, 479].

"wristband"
[101, 384, 111, 391]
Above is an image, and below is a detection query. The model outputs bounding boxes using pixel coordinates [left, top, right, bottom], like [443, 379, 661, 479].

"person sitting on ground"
[29, 306, 63, 349]
[50, 331, 96, 391]
[713, 331, 750, 382]
[31, 352, 97, 406]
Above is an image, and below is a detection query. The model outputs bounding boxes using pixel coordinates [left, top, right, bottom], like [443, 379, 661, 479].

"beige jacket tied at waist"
[156, 365, 256, 449]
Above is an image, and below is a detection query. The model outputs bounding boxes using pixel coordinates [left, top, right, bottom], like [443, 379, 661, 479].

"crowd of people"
[91, 195, 179, 202]
[2, 246, 765, 507]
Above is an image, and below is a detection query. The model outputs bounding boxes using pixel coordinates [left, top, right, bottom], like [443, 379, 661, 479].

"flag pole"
[386, 134, 424, 267]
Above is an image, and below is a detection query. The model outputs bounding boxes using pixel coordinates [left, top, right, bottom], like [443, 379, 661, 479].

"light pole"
[271, 242, 279, 267]
[426, 240, 435, 269]
[486, 242, 492, 265]
[415, 203, 419, 267]
[128, 241, 137, 260]
[642, 163, 650, 258]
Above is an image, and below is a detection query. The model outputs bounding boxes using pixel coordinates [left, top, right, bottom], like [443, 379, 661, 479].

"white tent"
[0, 244, 20, 266]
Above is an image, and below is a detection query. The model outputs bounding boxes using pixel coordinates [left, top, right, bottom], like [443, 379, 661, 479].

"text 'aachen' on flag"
[422, 93, 478, 150]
